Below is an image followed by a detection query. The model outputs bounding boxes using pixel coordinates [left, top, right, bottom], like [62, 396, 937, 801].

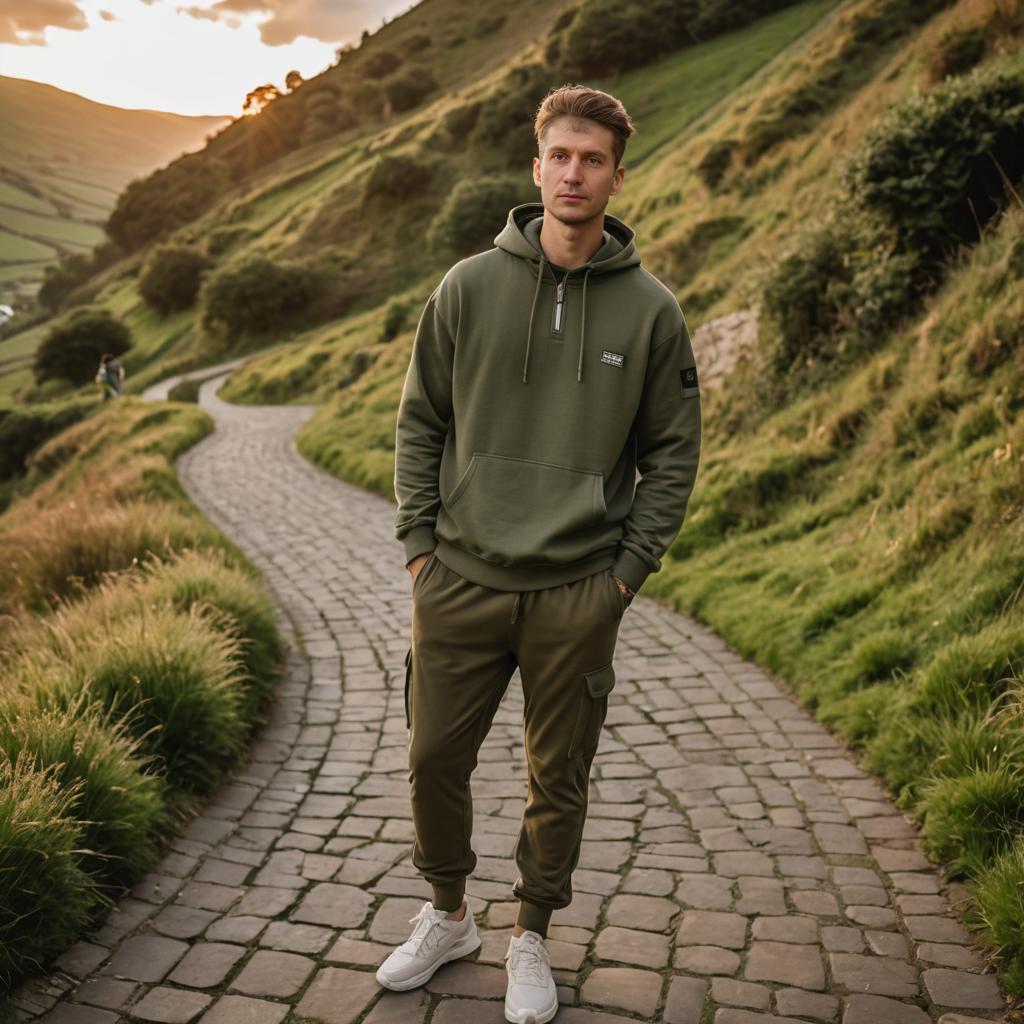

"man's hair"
[533, 84, 635, 168]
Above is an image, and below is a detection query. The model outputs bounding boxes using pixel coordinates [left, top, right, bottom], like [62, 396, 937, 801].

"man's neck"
[538, 212, 606, 271]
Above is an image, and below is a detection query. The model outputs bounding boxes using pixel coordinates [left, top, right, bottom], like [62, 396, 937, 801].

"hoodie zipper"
[552, 269, 570, 335]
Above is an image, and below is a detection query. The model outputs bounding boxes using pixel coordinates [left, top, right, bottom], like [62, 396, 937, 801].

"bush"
[139, 244, 211, 315]
[470, 64, 555, 168]
[383, 68, 437, 113]
[21, 605, 249, 795]
[841, 64, 1024, 271]
[380, 299, 410, 342]
[200, 254, 323, 338]
[929, 25, 988, 82]
[167, 378, 201, 403]
[696, 139, 738, 191]
[363, 49, 402, 79]
[33, 306, 132, 387]
[0, 751, 94, 988]
[0, 400, 95, 482]
[427, 177, 532, 257]
[363, 152, 436, 200]
[0, 691, 167, 890]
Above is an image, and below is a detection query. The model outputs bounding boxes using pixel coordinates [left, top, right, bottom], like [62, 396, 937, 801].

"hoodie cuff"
[402, 525, 437, 568]
[611, 548, 652, 595]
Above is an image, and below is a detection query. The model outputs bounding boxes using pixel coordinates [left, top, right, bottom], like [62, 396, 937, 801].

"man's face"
[532, 115, 625, 226]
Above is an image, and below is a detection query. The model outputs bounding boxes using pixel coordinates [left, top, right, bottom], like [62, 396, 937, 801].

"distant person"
[385, 84, 703, 1022]
[96, 353, 125, 400]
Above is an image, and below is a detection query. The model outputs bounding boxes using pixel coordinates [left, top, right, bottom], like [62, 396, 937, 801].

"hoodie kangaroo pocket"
[443, 452, 606, 564]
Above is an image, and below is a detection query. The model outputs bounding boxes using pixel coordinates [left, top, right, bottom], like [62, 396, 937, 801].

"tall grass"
[0, 752, 95, 988]
[16, 605, 250, 796]
[0, 690, 167, 889]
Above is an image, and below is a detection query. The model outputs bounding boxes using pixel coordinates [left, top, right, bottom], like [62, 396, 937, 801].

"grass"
[0, 397, 284, 990]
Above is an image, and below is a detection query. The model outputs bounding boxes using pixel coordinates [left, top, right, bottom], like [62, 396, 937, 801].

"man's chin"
[543, 200, 605, 226]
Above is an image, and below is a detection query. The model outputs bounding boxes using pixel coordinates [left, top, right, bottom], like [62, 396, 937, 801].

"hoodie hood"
[494, 202, 641, 383]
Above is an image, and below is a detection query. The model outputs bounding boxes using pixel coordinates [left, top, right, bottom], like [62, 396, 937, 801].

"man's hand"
[612, 574, 635, 603]
[407, 551, 432, 586]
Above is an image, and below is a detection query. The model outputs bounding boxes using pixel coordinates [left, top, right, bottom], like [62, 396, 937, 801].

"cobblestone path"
[9, 373, 1011, 1024]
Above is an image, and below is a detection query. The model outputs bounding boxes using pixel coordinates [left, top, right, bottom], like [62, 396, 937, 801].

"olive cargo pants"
[403, 549, 629, 937]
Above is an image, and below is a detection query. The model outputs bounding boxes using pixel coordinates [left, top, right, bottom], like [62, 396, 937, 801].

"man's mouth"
[560, 194, 586, 201]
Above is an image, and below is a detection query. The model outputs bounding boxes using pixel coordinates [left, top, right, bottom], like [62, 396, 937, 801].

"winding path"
[7, 371, 1011, 1024]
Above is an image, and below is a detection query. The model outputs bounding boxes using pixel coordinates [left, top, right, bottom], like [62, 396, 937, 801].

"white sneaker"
[504, 930, 559, 1024]
[375, 899, 480, 991]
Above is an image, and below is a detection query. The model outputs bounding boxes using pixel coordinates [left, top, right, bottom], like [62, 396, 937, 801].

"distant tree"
[37, 252, 94, 313]
[242, 84, 281, 116]
[33, 307, 132, 386]
[285, 70, 304, 92]
[139, 244, 211, 315]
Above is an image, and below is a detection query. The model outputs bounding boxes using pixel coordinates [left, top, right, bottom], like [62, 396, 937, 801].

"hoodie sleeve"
[394, 286, 455, 567]
[611, 319, 703, 594]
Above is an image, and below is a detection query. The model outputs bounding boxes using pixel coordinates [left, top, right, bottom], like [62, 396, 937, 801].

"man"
[96, 353, 125, 400]
[381, 83, 702, 1023]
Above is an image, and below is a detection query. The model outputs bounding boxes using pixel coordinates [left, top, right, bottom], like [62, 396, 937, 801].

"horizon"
[0, 0, 419, 117]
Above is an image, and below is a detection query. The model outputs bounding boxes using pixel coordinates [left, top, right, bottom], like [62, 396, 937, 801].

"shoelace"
[506, 934, 551, 987]
[401, 903, 452, 959]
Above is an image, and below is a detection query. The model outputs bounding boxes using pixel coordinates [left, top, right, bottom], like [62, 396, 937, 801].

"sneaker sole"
[504, 993, 559, 1024]
[375, 931, 482, 992]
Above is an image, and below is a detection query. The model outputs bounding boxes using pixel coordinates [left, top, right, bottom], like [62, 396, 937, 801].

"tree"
[285, 70, 304, 92]
[139, 244, 211, 315]
[242, 84, 281, 116]
[33, 307, 132, 386]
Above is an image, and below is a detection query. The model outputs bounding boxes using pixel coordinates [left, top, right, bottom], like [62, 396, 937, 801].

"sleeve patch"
[680, 366, 700, 398]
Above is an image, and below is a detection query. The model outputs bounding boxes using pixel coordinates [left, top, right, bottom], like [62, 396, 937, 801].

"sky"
[0, 0, 417, 117]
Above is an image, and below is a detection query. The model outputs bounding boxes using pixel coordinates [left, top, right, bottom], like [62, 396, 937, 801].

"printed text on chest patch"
[600, 350, 625, 369]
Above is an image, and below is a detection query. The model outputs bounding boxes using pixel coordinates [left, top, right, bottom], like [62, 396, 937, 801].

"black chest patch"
[600, 350, 625, 368]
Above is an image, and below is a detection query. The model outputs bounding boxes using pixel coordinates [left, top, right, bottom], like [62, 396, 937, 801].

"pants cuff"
[431, 881, 466, 913]
[516, 899, 553, 938]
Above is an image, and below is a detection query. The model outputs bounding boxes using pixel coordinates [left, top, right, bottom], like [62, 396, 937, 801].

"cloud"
[175, 0, 391, 47]
[99, 9, 117, 20]
[0, 0, 88, 45]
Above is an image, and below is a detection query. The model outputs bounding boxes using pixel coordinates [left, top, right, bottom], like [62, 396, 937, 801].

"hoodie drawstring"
[522, 257, 545, 384]
[577, 267, 593, 383]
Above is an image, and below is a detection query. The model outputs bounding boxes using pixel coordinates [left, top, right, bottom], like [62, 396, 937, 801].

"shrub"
[21, 605, 249, 795]
[0, 691, 167, 889]
[0, 751, 94, 988]
[33, 306, 132, 387]
[106, 151, 233, 253]
[696, 139, 738, 191]
[470, 64, 555, 168]
[139, 244, 211, 315]
[380, 299, 410, 342]
[167, 378, 201, 403]
[200, 254, 323, 338]
[0, 400, 95, 482]
[427, 177, 531, 257]
[383, 68, 437, 113]
[929, 25, 988, 82]
[363, 152, 436, 200]
[363, 50, 402, 79]
[841, 64, 1024, 272]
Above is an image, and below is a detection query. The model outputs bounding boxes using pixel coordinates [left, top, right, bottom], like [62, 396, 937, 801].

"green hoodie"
[394, 201, 702, 595]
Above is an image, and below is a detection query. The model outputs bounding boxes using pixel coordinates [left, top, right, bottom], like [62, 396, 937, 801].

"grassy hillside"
[0, 0, 1022, 995]
[0, 75, 228, 304]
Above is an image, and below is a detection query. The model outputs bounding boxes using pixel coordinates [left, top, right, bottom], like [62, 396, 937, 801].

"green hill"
[0, 75, 229, 306]
[1, 0, 1024, 994]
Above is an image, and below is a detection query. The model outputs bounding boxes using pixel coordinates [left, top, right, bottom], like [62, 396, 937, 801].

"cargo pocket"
[403, 646, 413, 730]
[567, 661, 616, 760]
[444, 452, 606, 564]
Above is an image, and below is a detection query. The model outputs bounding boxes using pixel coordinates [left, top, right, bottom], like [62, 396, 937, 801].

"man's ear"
[532, 155, 541, 188]
[610, 164, 626, 196]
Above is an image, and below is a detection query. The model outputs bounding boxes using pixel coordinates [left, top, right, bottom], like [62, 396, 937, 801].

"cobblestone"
[5, 370, 1009, 1023]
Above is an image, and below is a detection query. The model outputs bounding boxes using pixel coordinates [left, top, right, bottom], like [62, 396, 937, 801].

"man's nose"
[562, 158, 583, 181]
